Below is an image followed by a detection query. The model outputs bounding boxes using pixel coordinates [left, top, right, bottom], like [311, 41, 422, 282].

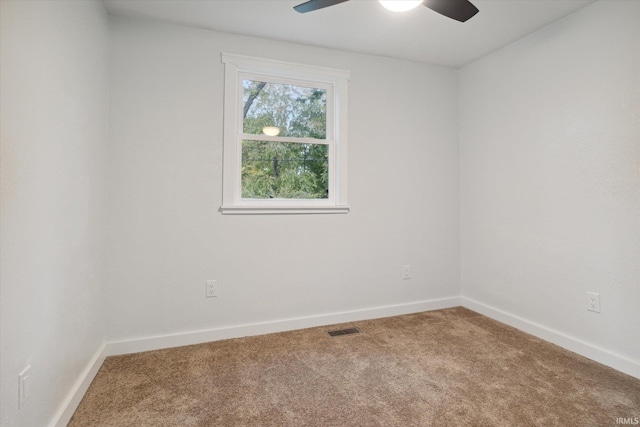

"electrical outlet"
[18, 365, 31, 409]
[402, 265, 411, 280]
[586, 292, 600, 313]
[206, 280, 217, 298]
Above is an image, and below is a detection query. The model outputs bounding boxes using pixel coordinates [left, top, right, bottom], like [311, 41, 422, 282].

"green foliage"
[242, 141, 328, 199]
[241, 80, 328, 199]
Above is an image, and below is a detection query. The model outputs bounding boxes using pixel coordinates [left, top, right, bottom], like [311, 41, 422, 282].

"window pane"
[242, 140, 328, 199]
[242, 80, 326, 139]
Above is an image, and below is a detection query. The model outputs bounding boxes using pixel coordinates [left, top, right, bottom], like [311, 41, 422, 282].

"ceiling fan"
[294, 0, 479, 23]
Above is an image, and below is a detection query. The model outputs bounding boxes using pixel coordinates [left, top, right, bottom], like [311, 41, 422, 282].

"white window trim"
[220, 53, 350, 215]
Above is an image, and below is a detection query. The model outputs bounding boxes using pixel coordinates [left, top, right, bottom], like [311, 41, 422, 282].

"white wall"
[0, 1, 109, 425]
[107, 17, 460, 343]
[4, 1, 637, 424]
[460, 1, 640, 372]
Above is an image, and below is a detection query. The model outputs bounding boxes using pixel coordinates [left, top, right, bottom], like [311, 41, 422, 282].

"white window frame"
[221, 53, 350, 214]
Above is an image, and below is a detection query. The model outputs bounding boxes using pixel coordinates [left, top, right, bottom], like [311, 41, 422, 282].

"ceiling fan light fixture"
[379, 0, 423, 12]
[262, 126, 281, 136]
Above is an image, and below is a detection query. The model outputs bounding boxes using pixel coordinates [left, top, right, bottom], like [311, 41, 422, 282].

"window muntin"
[221, 53, 349, 214]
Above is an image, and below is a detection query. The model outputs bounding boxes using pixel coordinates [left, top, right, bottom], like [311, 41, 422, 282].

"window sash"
[235, 138, 335, 204]
[238, 72, 333, 142]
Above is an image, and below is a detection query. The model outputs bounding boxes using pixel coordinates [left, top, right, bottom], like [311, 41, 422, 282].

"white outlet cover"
[402, 265, 411, 280]
[586, 292, 600, 313]
[206, 280, 217, 298]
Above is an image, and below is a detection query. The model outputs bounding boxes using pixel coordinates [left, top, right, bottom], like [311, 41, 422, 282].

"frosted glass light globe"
[262, 126, 280, 136]
[379, 0, 423, 12]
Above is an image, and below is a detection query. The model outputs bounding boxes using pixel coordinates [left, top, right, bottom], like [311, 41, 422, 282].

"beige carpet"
[69, 308, 640, 426]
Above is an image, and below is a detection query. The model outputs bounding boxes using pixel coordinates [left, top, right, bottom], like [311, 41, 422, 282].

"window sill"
[220, 205, 350, 215]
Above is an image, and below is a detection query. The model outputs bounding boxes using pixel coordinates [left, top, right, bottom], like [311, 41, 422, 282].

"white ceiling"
[103, 0, 596, 68]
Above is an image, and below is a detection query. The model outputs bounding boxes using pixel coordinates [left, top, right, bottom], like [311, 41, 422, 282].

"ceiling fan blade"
[294, 0, 349, 14]
[423, 0, 479, 22]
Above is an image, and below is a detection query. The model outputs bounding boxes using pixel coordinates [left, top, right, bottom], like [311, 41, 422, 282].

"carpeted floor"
[69, 307, 640, 426]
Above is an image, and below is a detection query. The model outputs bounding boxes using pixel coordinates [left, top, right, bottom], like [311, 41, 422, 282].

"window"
[221, 53, 350, 214]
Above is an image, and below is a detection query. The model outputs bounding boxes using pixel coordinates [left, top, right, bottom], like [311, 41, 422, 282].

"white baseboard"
[107, 296, 461, 356]
[462, 297, 640, 380]
[50, 343, 108, 427]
